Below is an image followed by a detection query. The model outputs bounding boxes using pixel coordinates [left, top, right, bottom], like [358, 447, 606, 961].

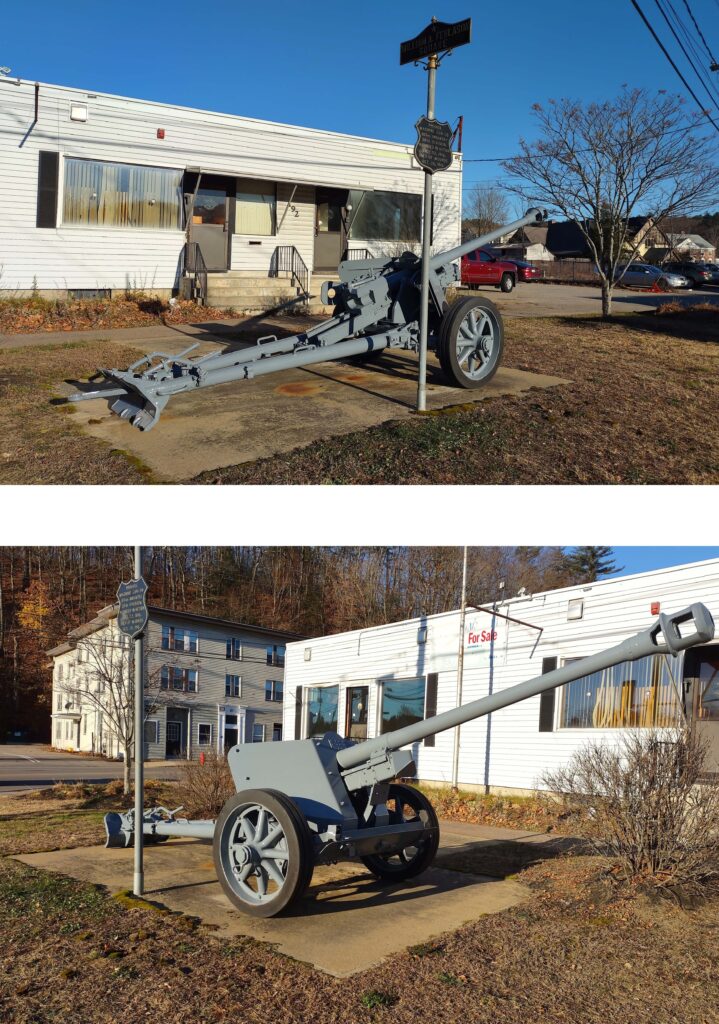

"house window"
[265, 680, 283, 703]
[55, 722, 61, 742]
[380, 678, 426, 734]
[57, 663, 63, 680]
[235, 179, 276, 235]
[347, 189, 422, 242]
[226, 638, 242, 661]
[56, 691, 62, 711]
[559, 654, 680, 729]
[160, 665, 198, 692]
[266, 644, 285, 667]
[161, 625, 198, 653]
[272, 723, 283, 742]
[252, 723, 266, 743]
[63, 158, 183, 229]
[226, 674, 241, 698]
[198, 723, 213, 746]
[83, 715, 87, 735]
[144, 720, 160, 744]
[306, 685, 339, 737]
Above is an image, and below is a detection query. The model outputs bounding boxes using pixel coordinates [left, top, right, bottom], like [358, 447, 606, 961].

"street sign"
[414, 116, 454, 174]
[117, 577, 148, 639]
[400, 18, 472, 65]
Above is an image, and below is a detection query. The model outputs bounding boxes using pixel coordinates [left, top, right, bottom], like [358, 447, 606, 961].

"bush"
[174, 750, 235, 819]
[543, 727, 719, 900]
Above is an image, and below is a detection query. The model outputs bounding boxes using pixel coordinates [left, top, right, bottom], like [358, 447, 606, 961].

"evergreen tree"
[563, 546, 623, 583]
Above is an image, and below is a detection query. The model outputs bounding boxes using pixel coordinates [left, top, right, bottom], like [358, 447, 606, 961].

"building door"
[345, 685, 369, 741]
[166, 719, 185, 758]
[223, 713, 239, 752]
[685, 645, 719, 773]
[314, 188, 347, 271]
[188, 182, 231, 272]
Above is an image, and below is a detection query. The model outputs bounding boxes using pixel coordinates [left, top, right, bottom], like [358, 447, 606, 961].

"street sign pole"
[133, 545, 144, 897]
[417, 52, 438, 414]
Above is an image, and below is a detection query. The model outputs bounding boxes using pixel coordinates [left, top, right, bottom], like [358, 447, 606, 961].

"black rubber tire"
[213, 788, 313, 918]
[361, 784, 440, 882]
[500, 273, 515, 293]
[437, 295, 504, 389]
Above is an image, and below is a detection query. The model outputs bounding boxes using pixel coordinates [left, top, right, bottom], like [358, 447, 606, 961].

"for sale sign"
[464, 614, 507, 665]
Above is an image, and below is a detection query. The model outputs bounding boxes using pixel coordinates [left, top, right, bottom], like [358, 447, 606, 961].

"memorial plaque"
[400, 18, 472, 65]
[117, 577, 148, 639]
[414, 116, 454, 174]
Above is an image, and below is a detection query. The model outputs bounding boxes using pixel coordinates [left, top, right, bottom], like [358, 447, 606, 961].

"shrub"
[174, 750, 235, 819]
[543, 727, 719, 900]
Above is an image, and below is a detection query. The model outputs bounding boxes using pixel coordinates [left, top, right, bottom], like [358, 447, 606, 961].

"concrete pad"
[62, 348, 567, 481]
[16, 837, 528, 977]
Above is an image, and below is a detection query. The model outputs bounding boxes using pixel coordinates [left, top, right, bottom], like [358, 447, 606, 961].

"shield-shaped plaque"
[414, 117, 454, 174]
[117, 577, 149, 639]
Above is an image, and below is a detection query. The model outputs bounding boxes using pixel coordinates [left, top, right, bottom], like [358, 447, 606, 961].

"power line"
[665, 0, 719, 101]
[680, 0, 719, 65]
[653, 0, 719, 110]
[629, 0, 719, 130]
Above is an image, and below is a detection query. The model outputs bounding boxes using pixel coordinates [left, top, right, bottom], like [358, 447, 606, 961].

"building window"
[144, 720, 160, 744]
[265, 680, 283, 703]
[559, 654, 680, 729]
[306, 685, 339, 738]
[380, 678, 426, 734]
[57, 663, 63, 680]
[160, 665, 198, 692]
[226, 674, 241, 698]
[56, 691, 62, 711]
[198, 723, 213, 746]
[348, 189, 422, 242]
[266, 644, 286, 668]
[226, 638, 242, 661]
[161, 625, 198, 654]
[83, 715, 87, 736]
[691, 648, 719, 721]
[235, 179, 276, 235]
[252, 723, 266, 743]
[63, 158, 182, 230]
[272, 723, 283, 742]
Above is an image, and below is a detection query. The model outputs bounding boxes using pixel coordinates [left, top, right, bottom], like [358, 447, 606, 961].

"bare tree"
[462, 185, 510, 241]
[502, 88, 718, 315]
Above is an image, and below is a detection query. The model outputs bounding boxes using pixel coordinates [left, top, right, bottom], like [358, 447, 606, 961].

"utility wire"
[663, 0, 719, 105]
[629, 0, 719, 130]
[654, 0, 719, 109]
[681, 0, 719, 65]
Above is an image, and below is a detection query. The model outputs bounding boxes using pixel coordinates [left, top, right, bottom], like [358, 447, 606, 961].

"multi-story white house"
[0, 78, 462, 307]
[283, 558, 719, 792]
[48, 604, 303, 761]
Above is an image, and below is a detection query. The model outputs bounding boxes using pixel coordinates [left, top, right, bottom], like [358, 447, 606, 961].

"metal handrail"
[343, 247, 374, 261]
[270, 245, 309, 298]
[184, 242, 208, 306]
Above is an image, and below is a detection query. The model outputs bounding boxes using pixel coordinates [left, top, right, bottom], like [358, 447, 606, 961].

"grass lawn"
[1, 785, 719, 1023]
[1, 311, 717, 484]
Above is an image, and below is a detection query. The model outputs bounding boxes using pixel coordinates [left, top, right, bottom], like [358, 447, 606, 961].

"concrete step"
[207, 271, 294, 280]
[206, 295, 303, 310]
[206, 288, 299, 301]
[206, 279, 296, 293]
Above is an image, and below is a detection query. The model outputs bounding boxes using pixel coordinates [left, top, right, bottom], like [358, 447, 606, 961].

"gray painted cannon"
[67, 209, 547, 431]
[104, 603, 714, 917]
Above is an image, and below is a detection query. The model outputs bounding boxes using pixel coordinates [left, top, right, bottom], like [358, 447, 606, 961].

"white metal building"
[0, 78, 462, 299]
[283, 558, 719, 793]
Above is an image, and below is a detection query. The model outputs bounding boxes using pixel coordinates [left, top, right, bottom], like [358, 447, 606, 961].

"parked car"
[613, 263, 688, 290]
[661, 261, 717, 288]
[461, 249, 518, 292]
[497, 257, 541, 282]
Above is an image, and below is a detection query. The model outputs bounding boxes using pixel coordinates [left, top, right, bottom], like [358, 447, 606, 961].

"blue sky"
[608, 547, 719, 576]
[4, 0, 719, 203]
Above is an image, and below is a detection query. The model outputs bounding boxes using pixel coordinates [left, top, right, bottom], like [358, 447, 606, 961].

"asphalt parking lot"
[480, 280, 719, 317]
[0, 744, 178, 792]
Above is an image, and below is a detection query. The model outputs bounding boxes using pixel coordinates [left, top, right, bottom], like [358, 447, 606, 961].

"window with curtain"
[235, 178, 276, 235]
[347, 189, 422, 241]
[559, 654, 680, 729]
[63, 158, 182, 229]
[379, 678, 426, 734]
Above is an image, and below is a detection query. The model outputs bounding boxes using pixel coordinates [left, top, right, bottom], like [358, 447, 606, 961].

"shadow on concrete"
[435, 835, 582, 879]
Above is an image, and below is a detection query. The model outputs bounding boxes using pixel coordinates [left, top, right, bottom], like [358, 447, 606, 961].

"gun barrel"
[335, 603, 714, 772]
[430, 208, 547, 271]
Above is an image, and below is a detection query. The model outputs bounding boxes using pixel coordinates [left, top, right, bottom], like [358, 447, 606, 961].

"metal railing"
[184, 241, 208, 305]
[270, 245, 309, 298]
[343, 247, 374, 261]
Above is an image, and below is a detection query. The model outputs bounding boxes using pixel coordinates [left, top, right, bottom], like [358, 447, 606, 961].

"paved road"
[0, 744, 179, 793]
[484, 281, 719, 318]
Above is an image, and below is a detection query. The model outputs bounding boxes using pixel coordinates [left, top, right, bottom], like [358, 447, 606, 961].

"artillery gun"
[104, 603, 714, 917]
[67, 209, 547, 432]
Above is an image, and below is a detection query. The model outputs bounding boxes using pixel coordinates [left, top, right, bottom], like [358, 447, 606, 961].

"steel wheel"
[438, 296, 504, 389]
[213, 788, 313, 918]
[500, 273, 515, 293]
[361, 784, 439, 882]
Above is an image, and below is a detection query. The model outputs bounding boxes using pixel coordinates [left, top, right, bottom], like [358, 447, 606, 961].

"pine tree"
[563, 546, 622, 583]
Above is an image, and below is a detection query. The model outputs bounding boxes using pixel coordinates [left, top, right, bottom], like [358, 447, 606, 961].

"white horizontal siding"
[0, 80, 462, 289]
[284, 559, 719, 791]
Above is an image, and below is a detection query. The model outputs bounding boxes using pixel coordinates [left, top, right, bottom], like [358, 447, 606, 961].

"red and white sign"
[464, 615, 508, 664]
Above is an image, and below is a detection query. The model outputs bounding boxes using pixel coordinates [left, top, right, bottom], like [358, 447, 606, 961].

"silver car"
[614, 263, 688, 289]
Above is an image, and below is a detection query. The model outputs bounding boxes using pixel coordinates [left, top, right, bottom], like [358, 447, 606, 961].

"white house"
[0, 78, 462, 305]
[283, 558, 719, 793]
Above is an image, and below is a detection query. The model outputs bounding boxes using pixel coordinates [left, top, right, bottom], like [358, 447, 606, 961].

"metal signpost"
[117, 549, 148, 897]
[401, 17, 472, 412]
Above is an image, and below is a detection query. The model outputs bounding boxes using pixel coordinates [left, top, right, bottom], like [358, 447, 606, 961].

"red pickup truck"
[461, 248, 518, 292]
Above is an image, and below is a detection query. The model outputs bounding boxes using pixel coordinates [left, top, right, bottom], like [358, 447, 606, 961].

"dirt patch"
[0, 295, 238, 335]
[274, 381, 324, 396]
